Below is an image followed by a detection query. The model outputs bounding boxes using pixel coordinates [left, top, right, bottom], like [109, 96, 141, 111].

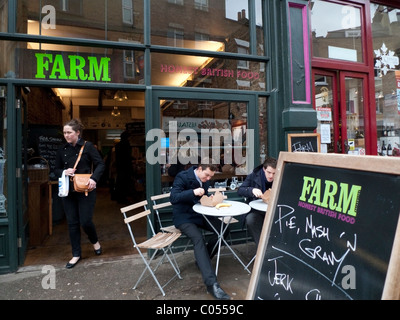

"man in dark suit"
[170, 161, 230, 300]
[238, 157, 277, 247]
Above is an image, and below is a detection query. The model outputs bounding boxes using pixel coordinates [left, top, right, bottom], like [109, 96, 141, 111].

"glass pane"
[258, 96, 267, 162]
[0, 86, 7, 217]
[311, 0, 363, 63]
[0, 0, 7, 32]
[152, 53, 265, 90]
[256, 0, 264, 53]
[345, 77, 365, 155]
[151, 0, 263, 55]
[315, 75, 336, 153]
[157, 99, 251, 192]
[17, 0, 144, 43]
[1, 41, 144, 84]
[370, 4, 400, 157]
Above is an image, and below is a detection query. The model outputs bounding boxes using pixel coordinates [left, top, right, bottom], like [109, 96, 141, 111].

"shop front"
[0, 0, 399, 274]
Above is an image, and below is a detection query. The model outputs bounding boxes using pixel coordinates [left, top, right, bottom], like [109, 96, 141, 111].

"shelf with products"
[379, 136, 400, 156]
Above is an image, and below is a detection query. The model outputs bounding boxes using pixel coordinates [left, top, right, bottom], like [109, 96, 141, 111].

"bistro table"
[193, 200, 251, 275]
[249, 199, 268, 212]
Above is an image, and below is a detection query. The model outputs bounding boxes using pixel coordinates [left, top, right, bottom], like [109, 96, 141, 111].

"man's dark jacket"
[237, 164, 272, 203]
[170, 167, 211, 227]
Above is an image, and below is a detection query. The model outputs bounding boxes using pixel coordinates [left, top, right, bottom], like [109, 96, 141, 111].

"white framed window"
[235, 39, 249, 69]
[194, 0, 208, 11]
[195, 32, 209, 49]
[122, 0, 133, 25]
[237, 46, 249, 69]
[168, 0, 184, 5]
[195, 32, 209, 41]
[60, 0, 82, 14]
[61, 0, 68, 11]
[123, 50, 136, 79]
[168, 26, 184, 47]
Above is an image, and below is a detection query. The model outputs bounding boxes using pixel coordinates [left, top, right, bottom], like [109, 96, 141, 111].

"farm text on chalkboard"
[246, 152, 400, 300]
[288, 133, 321, 152]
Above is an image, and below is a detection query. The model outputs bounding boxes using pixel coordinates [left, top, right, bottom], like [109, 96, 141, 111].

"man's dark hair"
[198, 157, 218, 172]
[263, 157, 277, 169]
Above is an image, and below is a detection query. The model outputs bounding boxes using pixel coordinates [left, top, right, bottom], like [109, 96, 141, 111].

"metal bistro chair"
[120, 199, 182, 296]
[148, 193, 192, 254]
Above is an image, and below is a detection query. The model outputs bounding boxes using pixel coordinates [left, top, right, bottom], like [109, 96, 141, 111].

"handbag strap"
[73, 141, 86, 170]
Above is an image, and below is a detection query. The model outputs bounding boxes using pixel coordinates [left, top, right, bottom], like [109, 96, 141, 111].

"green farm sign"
[35, 53, 111, 82]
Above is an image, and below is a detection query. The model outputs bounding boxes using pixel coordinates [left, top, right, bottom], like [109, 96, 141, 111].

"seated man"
[237, 157, 277, 247]
[170, 160, 230, 300]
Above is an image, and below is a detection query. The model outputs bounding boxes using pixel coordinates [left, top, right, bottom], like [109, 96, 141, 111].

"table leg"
[202, 215, 251, 275]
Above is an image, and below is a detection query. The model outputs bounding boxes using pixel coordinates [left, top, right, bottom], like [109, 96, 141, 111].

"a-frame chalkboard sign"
[247, 152, 400, 300]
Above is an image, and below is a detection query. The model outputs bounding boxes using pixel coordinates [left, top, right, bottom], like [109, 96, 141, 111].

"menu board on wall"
[247, 152, 400, 300]
[288, 133, 321, 152]
[28, 125, 64, 180]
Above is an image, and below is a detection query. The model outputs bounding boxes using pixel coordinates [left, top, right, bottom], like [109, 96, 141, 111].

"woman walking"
[55, 119, 105, 268]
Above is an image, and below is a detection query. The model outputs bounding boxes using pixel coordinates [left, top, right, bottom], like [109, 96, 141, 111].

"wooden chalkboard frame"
[287, 133, 321, 152]
[246, 152, 400, 300]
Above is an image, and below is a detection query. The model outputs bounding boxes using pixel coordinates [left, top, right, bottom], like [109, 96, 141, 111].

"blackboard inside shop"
[28, 125, 64, 180]
[288, 133, 320, 152]
[247, 152, 400, 300]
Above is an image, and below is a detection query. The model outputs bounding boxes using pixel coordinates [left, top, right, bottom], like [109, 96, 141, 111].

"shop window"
[11, 40, 144, 85]
[151, 0, 262, 55]
[258, 96, 268, 163]
[158, 99, 250, 193]
[0, 86, 6, 217]
[371, 3, 400, 156]
[311, 0, 363, 63]
[0, 1, 7, 32]
[18, 0, 143, 43]
[151, 52, 265, 90]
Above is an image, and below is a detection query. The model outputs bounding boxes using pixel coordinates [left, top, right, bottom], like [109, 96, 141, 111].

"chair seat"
[137, 231, 181, 250]
[161, 225, 182, 234]
[219, 216, 239, 224]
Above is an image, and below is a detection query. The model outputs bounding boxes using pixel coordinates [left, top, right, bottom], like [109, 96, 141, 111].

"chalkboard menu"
[28, 125, 64, 180]
[288, 133, 320, 152]
[247, 152, 400, 300]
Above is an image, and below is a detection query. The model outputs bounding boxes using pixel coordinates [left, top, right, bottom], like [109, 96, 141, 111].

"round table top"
[249, 199, 268, 212]
[193, 200, 251, 217]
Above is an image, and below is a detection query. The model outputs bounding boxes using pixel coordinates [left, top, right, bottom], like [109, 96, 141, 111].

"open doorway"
[22, 87, 146, 266]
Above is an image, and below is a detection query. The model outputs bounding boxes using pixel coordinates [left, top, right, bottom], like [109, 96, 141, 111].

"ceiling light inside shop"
[111, 106, 121, 117]
[114, 90, 128, 101]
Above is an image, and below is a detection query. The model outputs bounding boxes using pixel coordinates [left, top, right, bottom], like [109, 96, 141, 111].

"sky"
[225, 0, 262, 25]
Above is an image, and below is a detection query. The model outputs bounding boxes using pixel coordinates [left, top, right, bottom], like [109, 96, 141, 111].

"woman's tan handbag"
[73, 174, 92, 196]
[71, 142, 92, 196]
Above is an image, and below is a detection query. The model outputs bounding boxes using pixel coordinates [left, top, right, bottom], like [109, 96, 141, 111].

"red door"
[313, 69, 372, 155]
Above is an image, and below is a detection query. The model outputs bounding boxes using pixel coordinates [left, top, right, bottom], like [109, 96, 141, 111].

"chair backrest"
[150, 193, 172, 231]
[121, 199, 155, 246]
